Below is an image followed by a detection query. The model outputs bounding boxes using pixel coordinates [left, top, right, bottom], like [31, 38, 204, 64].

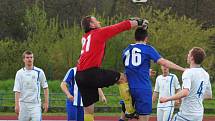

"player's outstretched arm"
[157, 58, 185, 72]
[98, 18, 148, 42]
[160, 88, 189, 103]
[60, 81, 74, 101]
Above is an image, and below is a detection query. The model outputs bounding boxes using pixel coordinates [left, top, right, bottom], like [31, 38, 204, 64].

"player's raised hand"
[160, 97, 169, 103]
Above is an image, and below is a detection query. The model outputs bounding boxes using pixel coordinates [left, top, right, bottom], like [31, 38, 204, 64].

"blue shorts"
[130, 88, 152, 115]
[66, 100, 84, 121]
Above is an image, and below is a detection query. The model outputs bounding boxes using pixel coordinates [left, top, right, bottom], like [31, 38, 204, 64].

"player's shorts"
[75, 67, 120, 107]
[19, 102, 41, 121]
[66, 100, 84, 121]
[130, 88, 152, 115]
[172, 112, 203, 121]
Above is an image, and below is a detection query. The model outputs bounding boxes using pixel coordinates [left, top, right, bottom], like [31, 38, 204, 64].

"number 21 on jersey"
[81, 34, 91, 54]
[124, 48, 142, 66]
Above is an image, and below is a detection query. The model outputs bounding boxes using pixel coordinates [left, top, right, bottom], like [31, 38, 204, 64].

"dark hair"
[191, 47, 206, 64]
[135, 28, 148, 41]
[81, 16, 93, 33]
[22, 50, 33, 58]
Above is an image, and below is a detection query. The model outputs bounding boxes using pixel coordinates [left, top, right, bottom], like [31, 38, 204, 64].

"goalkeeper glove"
[129, 18, 149, 30]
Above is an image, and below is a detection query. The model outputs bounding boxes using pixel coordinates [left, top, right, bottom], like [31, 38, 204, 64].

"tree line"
[1, 0, 215, 41]
[0, 2, 215, 82]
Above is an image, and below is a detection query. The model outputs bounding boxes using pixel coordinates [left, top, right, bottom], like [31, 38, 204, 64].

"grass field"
[0, 80, 214, 113]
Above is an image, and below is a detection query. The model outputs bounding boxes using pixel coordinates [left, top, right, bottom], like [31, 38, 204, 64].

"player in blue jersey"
[122, 28, 185, 121]
[60, 67, 107, 121]
[118, 69, 156, 121]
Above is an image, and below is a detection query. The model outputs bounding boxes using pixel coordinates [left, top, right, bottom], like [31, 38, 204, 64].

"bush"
[0, 5, 215, 82]
[0, 40, 25, 79]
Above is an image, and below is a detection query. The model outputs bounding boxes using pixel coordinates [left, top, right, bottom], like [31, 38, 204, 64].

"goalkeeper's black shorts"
[75, 67, 120, 107]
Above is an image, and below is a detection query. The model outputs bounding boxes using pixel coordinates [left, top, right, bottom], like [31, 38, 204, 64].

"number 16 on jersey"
[124, 48, 142, 67]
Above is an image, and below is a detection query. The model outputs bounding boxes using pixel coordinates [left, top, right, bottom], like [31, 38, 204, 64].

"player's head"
[187, 47, 206, 65]
[22, 50, 34, 67]
[135, 28, 148, 42]
[161, 66, 169, 76]
[81, 16, 101, 33]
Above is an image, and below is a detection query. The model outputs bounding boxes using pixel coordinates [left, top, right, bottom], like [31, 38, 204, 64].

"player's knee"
[84, 105, 94, 114]
[117, 73, 128, 84]
[84, 114, 94, 121]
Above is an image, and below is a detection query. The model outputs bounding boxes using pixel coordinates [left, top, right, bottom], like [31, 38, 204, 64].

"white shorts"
[157, 107, 174, 121]
[19, 102, 42, 121]
[172, 112, 203, 121]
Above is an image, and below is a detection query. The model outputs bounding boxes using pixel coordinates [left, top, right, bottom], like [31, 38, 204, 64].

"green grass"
[0, 80, 214, 113]
[0, 80, 122, 107]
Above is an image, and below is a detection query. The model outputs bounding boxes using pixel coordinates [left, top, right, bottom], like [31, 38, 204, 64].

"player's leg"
[80, 68, 135, 115]
[77, 106, 84, 121]
[66, 101, 78, 121]
[79, 86, 97, 121]
[84, 104, 94, 121]
[75, 68, 101, 121]
[156, 108, 164, 121]
[179, 112, 203, 121]
[131, 88, 152, 121]
[119, 112, 126, 121]
[79, 90, 96, 121]
[72, 87, 96, 121]
[172, 114, 178, 121]
[193, 115, 203, 121]
[119, 100, 128, 121]
[75, 67, 133, 119]
[172, 112, 191, 121]
[162, 107, 174, 121]
[18, 102, 31, 121]
[30, 104, 42, 121]
[117, 73, 135, 115]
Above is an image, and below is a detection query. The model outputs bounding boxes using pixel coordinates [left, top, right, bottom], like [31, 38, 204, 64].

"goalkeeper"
[75, 16, 148, 121]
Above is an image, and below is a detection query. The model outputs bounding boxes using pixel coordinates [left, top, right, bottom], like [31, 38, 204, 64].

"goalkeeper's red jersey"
[77, 20, 131, 71]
